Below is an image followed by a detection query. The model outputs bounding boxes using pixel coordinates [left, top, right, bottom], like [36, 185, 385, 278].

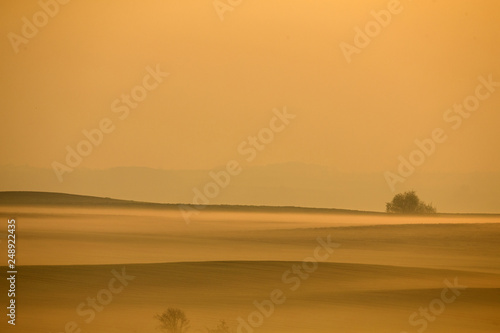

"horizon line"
[1, 190, 500, 217]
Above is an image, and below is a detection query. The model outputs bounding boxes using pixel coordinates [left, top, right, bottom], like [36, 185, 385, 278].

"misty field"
[1, 202, 499, 333]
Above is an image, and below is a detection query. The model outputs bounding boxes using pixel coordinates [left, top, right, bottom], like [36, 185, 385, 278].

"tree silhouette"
[386, 191, 436, 214]
[206, 320, 232, 333]
[155, 308, 190, 333]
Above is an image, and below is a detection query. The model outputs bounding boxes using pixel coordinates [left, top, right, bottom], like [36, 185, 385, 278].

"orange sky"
[0, 1, 499, 206]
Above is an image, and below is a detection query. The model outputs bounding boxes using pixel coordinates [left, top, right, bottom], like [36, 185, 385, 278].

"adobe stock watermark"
[400, 277, 466, 333]
[385, 74, 500, 192]
[339, 0, 404, 64]
[213, 0, 244, 21]
[7, 0, 72, 54]
[178, 107, 296, 224]
[51, 64, 169, 182]
[237, 235, 340, 333]
[51, 267, 135, 333]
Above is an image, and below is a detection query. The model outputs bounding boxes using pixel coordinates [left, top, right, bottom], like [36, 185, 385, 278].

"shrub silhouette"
[155, 308, 190, 333]
[206, 320, 232, 333]
[386, 191, 436, 214]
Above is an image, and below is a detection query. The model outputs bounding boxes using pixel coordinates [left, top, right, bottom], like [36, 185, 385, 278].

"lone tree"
[155, 308, 190, 333]
[207, 320, 232, 333]
[386, 191, 436, 214]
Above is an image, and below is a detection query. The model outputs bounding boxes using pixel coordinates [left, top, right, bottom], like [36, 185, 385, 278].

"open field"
[1, 194, 499, 332]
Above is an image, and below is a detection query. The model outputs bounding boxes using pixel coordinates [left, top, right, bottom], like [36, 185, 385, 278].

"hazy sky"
[1, 1, 499, 184]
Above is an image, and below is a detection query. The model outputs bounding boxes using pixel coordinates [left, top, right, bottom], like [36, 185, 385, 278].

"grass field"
[1, 194, 499, 332]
